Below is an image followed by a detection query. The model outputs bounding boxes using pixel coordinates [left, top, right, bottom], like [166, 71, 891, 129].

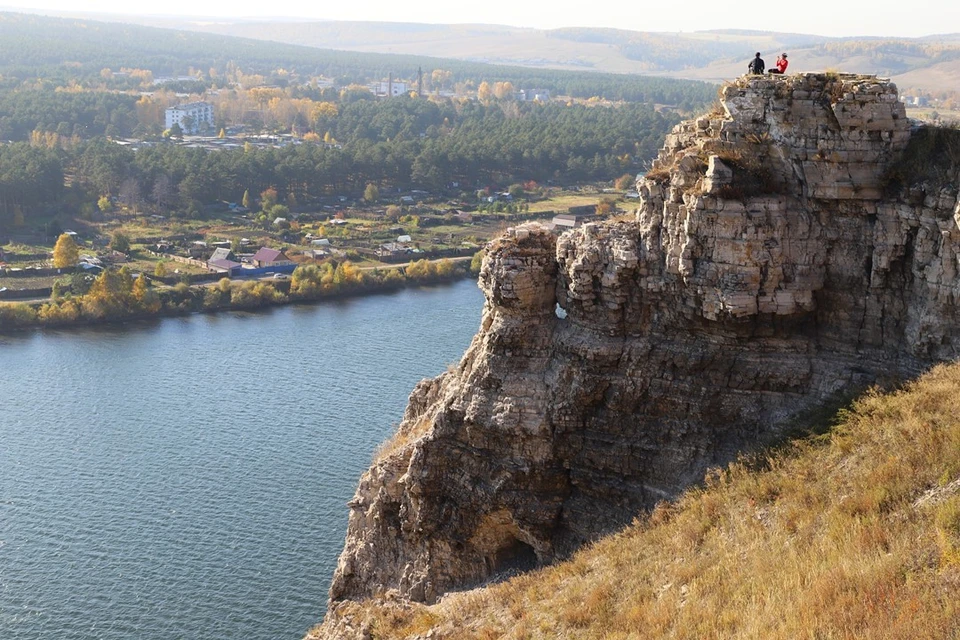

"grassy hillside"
[314, 362, 960, 639]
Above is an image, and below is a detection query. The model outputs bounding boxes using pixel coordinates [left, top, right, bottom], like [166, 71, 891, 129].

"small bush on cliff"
[884, 123, 960, 195]
[714, 147, 781, 198]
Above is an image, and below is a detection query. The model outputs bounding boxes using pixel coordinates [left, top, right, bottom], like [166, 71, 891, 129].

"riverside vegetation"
[0, 255, 475, 332]
[312, 362, 960, 639]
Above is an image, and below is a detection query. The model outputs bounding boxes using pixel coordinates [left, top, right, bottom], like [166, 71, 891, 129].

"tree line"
[0, 257, 473, 331]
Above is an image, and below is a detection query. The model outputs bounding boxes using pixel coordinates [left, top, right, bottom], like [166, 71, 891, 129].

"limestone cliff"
[316, 73, 960, 635]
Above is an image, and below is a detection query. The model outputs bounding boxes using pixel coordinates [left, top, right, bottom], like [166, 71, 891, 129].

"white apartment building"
[165, 102, 215, 134]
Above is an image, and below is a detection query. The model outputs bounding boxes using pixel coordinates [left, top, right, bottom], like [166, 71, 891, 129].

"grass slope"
[316, 362, 960, 639]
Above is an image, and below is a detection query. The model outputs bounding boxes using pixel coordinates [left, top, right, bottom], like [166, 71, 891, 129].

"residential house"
[207, 248, 241, 274]
[208, 258, 242, 275]
[376, 242, 412, 259]
[251, 247, 294, 268]
[208, 247, 235, 262]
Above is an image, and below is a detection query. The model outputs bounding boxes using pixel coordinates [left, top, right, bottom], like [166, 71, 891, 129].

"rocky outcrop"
[315, 73, 960, 635]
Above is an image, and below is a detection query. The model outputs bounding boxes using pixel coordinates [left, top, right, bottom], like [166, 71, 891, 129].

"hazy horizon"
[3, 1, 958, 40]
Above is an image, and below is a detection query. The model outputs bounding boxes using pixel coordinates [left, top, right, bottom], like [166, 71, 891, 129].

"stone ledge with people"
[748, 52, 789, 75]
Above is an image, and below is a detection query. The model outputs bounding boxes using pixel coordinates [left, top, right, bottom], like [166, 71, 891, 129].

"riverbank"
[0, 257, 479, 334]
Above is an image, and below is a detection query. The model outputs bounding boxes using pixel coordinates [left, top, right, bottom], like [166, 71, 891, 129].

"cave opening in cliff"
[489, 538, 539, 577]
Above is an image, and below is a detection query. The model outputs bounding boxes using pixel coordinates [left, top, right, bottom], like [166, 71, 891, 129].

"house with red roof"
[251, 247, 294, 269]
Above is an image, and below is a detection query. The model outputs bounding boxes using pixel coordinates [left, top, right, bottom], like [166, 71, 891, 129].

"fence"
[0, 287, 52, 300]
[0, 253, 52, 263]
[375, 247, 477, 264]
[151, 273, 222, 286]
[146, 251, 209, 269]
[1, 267, 67, 278]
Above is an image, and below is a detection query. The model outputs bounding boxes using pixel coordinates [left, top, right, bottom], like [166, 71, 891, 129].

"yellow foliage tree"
[52, 233, 79, 268]
[493, 81, 515, 100]
[477, 81, 493, 106]
[132, 274, 161, 312]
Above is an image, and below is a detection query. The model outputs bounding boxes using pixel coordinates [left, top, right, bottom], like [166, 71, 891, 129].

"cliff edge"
[315, 73, 960, 635]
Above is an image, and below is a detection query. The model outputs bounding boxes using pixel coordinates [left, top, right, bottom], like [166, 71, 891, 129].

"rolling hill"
[47, 13, 960, 94]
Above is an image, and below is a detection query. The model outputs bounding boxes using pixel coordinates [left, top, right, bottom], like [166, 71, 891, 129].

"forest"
[0, 97, 682, 229]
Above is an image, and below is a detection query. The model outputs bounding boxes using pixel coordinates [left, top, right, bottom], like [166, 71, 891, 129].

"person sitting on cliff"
[748, 52, 765, 74]
[769, 53, 789, 74]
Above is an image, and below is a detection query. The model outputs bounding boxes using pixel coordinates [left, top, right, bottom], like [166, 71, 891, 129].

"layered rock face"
[320, 74, 960, 626]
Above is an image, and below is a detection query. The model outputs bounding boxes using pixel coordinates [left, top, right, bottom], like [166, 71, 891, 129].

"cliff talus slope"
[318, 73, 960, 633]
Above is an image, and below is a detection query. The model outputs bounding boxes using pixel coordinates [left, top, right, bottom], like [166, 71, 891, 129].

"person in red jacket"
[769, 53, 789, 74]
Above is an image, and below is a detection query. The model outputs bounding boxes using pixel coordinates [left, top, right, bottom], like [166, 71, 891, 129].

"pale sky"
[4, 0, 959, 39]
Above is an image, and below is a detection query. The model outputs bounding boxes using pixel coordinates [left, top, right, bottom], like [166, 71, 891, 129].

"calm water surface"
[0, 280, 485, 640]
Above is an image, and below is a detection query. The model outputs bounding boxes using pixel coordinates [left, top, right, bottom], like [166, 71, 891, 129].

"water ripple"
[0, 280, 484, 640]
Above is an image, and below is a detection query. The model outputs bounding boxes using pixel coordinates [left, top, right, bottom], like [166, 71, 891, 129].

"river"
[0, 279, 485, 640]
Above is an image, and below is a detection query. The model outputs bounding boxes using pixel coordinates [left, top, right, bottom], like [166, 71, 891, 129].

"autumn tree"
[405, 259, 437, 280]
[431, 69, 452, 94]
[132, 273, 160, 312]
[260, 187, 278, 211]
[364, 183, 379, 203]
[154, 261, 167, 277]
[615, 173, 636, 190]
[81, 267, 134, 319]
[596, 197, 617, 216]
[493, 81, 516, 100]
[53, 233, 79, 268]
[477, 81, 493, 106]
[291, 264, 324, 298]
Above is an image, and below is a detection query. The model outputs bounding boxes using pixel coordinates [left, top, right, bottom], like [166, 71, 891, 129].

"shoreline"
[0, 270, 477, 335]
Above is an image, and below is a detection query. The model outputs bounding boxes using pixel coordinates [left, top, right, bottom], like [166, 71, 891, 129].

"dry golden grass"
[372, 413, 435, 464]
[322, 362, 960, 639]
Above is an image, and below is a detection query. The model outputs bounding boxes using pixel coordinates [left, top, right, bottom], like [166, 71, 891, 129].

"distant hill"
[0, 12, 716, 108]
[68, 14, 960, 94]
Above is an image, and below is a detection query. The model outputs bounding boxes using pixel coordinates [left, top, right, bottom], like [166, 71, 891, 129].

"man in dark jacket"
[748, 52, 765, 74]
